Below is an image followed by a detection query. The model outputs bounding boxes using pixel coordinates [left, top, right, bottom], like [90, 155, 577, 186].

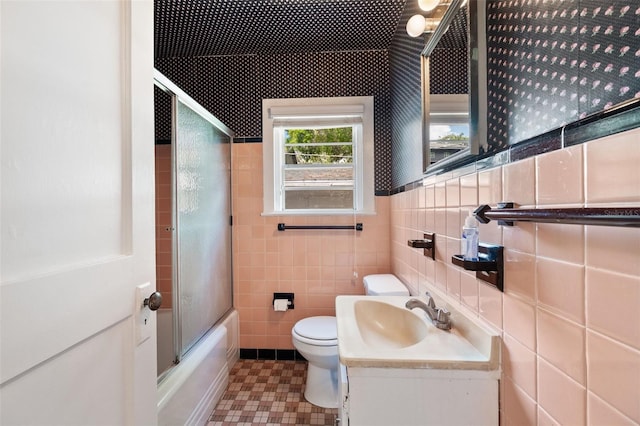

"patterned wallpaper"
[155, 85, 172, 142]
[155, 50, 393, 191]
[155, 0, 405, 57]
[388, 2, 470, 187]
[429, 48, 469, 94]
[388, 0, 640, 187]
[486, 0, 640, 149]
[155, 0, 470, 191]
[154, 0, 640, 190]
[388, 0, 426, 188]
[429, 1, 469, 96]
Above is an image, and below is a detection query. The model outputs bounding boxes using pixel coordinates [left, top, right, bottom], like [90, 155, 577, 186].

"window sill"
[261, 209, 376, 217]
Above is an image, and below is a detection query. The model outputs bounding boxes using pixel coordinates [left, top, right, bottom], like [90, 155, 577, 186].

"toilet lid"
[293, 316, 337, 340]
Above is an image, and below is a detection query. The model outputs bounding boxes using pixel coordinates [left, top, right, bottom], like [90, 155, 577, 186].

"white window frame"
[262, 96, 375, 216]
[429, 94, 469, 125]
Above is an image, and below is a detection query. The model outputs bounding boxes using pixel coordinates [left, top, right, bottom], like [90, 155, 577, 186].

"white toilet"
[361, 273, 411, 297]
[291, 274, 409, 408]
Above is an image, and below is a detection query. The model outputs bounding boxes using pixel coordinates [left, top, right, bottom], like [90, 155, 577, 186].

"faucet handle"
[424, 291, 436, 308]
[435, 308, 452, 330]
[436, 307, 450, 323]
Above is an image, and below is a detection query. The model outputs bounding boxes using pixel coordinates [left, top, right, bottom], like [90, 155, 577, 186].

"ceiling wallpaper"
[155, 0, 407, 57]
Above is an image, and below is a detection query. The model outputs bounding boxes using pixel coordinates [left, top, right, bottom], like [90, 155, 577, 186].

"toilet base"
[304, 362, 339, 408]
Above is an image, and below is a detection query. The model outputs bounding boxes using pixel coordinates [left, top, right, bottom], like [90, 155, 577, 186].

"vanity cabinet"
[338, 364, 499, 426]
[335, 294, 501, 426]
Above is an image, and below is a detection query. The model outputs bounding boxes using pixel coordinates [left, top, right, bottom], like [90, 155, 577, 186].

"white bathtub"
[157, 309, 239, 425]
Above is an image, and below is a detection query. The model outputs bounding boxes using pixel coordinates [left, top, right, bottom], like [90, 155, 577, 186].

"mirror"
[420, 0, 487, 173]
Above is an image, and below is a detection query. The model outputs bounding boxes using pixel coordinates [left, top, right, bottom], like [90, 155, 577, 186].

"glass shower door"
[174, 99, 232, 357]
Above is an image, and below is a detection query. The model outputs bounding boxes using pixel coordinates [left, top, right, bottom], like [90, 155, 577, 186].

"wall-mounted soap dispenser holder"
[451, 243, 503, 292]
[407, 232, 436, 260]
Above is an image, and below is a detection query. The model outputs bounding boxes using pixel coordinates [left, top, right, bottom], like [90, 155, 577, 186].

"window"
[279, 123, 357, 210]
[262, 97, 375, 215]
[428, 94, 470, 165]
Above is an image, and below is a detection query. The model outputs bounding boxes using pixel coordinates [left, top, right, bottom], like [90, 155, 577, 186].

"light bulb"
[418, 0, 440, 12]
[406, 14, 426, 37]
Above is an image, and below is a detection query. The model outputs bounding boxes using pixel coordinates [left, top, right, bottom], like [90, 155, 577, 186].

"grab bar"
[277, 223, 363, 231]
[474, 203, 640, 228]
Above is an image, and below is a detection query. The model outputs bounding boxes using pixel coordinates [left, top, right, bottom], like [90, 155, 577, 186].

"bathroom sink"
[336, 295, 500, 371]
[354, 299, 428, 349]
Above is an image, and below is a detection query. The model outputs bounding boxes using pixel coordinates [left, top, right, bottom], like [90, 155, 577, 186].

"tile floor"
[208, 359, 338, 426]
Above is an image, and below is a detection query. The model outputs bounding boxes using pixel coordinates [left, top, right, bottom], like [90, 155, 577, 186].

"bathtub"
[157, 309, 239, 425]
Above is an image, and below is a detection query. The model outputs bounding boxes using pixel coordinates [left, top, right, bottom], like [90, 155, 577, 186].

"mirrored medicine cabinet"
[420, 0, 487, 173]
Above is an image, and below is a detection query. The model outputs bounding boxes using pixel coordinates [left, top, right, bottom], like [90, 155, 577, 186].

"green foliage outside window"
[438, 132, 468, 141]
[285, 127, 353, 165]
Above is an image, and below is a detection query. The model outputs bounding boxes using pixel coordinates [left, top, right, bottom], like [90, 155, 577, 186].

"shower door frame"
[154, 70, 234, 373]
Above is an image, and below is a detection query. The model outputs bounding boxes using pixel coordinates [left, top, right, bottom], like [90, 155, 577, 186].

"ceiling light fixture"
[406, 15, 441, 37]
[418, 0, 440, 12]
[406, 0, 452, 37]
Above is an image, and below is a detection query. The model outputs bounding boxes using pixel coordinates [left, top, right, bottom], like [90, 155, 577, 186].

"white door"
[0, 1, 157, 425]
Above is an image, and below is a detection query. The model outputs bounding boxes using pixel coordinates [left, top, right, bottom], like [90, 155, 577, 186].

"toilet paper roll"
[274, 299, 289, 312]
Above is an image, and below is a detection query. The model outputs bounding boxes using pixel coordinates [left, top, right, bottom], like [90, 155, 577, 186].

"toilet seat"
[293, 316, 337, 346]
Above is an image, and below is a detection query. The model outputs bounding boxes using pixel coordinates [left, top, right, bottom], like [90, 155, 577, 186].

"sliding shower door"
[173, 99, 233, 358]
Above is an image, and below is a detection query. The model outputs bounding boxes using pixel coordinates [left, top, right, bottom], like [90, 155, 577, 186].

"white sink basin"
[336, 295, 500, 370]
[354, 299, 428, 349]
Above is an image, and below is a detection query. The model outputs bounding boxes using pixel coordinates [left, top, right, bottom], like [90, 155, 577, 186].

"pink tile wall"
[155, 145, 173, 308]
[232, 143, 392, 350]
[391, 128, 640, 425]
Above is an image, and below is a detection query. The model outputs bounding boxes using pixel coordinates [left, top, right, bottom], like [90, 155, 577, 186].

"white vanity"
[335, 294, 501, 426]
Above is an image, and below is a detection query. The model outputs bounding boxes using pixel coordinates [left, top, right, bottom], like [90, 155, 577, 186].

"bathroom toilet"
[362, 273, 411, 297]
[291, 316, 339, 408]
[291, 274, 409, 408]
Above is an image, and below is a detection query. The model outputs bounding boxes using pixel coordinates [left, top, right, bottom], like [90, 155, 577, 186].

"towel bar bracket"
[407, 232, 436, 260]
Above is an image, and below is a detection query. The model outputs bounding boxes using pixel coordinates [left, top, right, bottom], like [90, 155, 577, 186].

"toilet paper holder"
[273, 292, 294, 309]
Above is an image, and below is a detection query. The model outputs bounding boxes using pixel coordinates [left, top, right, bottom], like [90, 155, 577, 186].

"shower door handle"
[143, 291, 162, 311]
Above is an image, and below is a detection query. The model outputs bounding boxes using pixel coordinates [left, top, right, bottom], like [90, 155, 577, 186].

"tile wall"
[232, 142, 392, 350]
[390, 127, 640, 425]
[155, 145, 173, 308]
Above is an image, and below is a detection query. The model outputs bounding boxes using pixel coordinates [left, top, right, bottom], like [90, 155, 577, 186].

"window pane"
[284, 127, 353, 165]
[282, 125, 354, 209]
[284, 166, 353, 186]
[285, 190, 353, 209]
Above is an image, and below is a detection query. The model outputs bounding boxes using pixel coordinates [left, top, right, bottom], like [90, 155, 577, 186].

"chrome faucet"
[405, 292, 451, 330]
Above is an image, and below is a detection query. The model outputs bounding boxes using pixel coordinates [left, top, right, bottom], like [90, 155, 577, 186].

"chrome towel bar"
[277, 223, 363, 231]
[474, 203, 640, 228]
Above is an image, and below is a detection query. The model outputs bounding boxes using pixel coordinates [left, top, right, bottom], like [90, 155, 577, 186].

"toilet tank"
[362, 274, 410, 296]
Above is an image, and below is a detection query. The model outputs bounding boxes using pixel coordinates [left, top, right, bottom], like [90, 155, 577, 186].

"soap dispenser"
[461, 211, 479, 261]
